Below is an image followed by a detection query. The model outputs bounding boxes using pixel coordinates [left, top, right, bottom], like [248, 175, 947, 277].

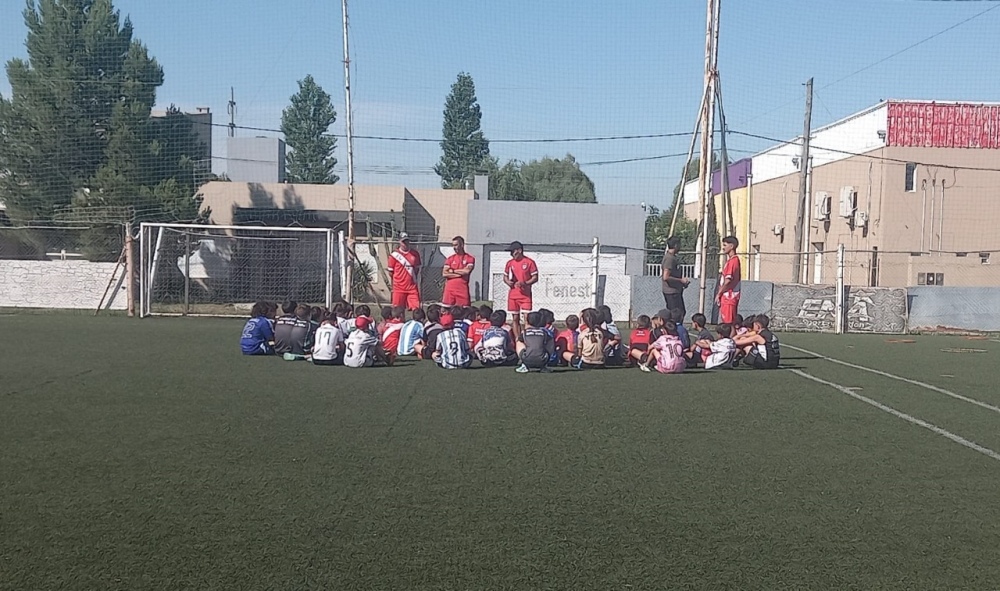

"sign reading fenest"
[769, 284, 906, 334]
[489, 273, 631, 319]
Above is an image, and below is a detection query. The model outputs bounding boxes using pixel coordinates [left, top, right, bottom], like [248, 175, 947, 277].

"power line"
[190, 120, 694, 143]
[729, 129, 1000, 173]
[733, 1, 1000, 128]
[578, 152, 692, 166]
[818, 0, 1000, 92]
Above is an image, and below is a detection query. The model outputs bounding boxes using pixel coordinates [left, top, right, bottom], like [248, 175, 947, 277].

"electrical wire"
[729, 129, 1000, 173]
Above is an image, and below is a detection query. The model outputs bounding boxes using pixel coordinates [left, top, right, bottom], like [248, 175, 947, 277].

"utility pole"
[791, 78, 813, 284]
[341, 0, 357, 297]
[227, 87, 237, 138]
[696, 0, 719, 314]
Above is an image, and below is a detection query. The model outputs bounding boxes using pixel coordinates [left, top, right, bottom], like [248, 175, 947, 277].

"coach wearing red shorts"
[503, 241, 538, 339]
[442, 236, 475, 306]
[388, 233, 422, 310]
[715, 235, 742, 324]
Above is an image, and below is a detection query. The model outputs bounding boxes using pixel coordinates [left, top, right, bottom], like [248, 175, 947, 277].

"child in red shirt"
[556, 314, 580, 365]
[628, 315, 653, 366]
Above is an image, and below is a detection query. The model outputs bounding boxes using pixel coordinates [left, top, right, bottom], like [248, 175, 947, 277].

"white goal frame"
[139, 222, 348, 318]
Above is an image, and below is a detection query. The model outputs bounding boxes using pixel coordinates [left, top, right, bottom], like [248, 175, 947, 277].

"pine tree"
[435, 73, 490, 189]
[0, 0, 206, 261]
[280, 75, 338, 184]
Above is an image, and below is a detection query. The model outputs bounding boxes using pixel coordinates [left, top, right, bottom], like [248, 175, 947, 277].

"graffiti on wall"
[769, 285, 907, 334]
[845, 287, 907, 333]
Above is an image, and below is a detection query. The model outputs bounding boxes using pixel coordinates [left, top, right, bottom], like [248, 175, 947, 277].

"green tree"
[667, 155, 727, 276]
[435, 72, 490, 189]
[641, 157, 707, 265]
[485, 154, 597, 203]
[519, 154, 596, 203]
[280, 75, 338, 184]
[0, 0, 204, 228]
[483, 158, 533, 201]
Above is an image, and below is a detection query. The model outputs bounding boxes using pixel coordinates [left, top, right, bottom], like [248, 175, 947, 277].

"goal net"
[140, 223, 346, 317]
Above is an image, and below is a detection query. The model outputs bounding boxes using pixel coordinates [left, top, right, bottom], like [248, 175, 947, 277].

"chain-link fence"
[140, 223, 344, 316]
[0, 225, 124, 262]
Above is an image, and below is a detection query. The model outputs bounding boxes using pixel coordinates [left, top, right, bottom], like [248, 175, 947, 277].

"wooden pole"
[696, 0, 718, 315]
[792, 78, 813, 283]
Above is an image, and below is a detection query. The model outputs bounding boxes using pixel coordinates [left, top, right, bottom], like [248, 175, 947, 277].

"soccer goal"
[139, 223, 347, 317]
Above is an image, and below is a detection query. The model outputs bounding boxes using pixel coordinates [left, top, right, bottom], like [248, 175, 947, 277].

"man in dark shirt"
[516, 311, 556, 373]
[272, 300, 299, 355]
[660, 237, 690, 318]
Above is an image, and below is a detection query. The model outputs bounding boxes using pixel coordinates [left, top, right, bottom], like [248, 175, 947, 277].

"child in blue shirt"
[241, 301, 275, 355]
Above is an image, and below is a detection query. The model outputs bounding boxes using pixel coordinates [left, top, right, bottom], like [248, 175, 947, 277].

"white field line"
[790, 369, 1000, 463]
[785, 344, 1000, 416]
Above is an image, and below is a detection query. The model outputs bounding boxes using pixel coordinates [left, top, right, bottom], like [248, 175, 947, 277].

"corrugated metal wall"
[888, 101, 1000, 149]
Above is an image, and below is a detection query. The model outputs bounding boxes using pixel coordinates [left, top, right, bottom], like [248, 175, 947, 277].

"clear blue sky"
[2, 0, 998, 208]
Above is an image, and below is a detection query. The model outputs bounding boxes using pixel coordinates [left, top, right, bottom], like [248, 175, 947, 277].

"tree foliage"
[520, 155, 596, 203]
[643, 156, 708, 263]
[280, 75, 338, 184]
[435, 72, 490, 189]
[0, 0, 206, 227]
[485, 154, 597, 203]
[484, 158, 531, 201]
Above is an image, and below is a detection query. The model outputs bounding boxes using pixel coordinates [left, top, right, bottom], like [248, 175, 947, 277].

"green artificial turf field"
[3, 315, 1000, 590]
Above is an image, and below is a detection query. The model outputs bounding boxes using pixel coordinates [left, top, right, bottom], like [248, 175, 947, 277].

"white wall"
[684, 102, 889, 204]
[486, 250, 631, 318]
[489, 273, 631, 320]
[0, 260, 126, 310]
[753, 103, 888, 185]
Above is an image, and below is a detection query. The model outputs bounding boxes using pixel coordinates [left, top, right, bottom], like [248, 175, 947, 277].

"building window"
[904, 162, 917, 192]
[982, 252, 991, 265]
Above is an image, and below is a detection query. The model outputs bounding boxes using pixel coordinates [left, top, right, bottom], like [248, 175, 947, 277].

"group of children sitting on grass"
[240, 300, 780, 373]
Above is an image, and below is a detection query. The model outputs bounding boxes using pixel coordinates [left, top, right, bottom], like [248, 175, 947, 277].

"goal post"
[139, 223, 347, 317]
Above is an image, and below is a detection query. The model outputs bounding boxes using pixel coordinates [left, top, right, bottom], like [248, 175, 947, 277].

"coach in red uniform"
[442, 236, 475, 306]
[503, 241, 538, 339]
[388, 233, 422, 310]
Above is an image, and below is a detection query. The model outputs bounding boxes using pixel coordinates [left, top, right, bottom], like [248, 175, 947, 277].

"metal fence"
[139, 223, 345, 317]
[0, 225, 124, 262]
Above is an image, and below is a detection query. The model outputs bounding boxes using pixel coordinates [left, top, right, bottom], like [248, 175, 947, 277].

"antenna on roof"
[227, 87, 237, 138]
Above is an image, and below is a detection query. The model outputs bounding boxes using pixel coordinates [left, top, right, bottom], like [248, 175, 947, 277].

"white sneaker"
[639, 363, 652, 373]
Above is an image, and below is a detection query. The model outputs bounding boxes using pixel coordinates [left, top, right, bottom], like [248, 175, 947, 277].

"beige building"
[685, 100, 1000, 287]
[198, 181, 474, 242]
[196, 182, 476, 301]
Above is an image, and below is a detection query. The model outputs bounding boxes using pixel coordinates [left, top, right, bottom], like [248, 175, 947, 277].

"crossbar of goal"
[139, 222, 333, 233]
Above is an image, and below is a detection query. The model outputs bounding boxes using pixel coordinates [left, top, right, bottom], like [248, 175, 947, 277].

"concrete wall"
[227, 137, 286, 183]
[629, 277, 773, 322]
[407, 189, 475, 243]
[488, 272, 631, 320]
[466, 200, 646, 291]
[0, 260, 125, 310]
[908, 286, 1000, 332]
[402, 191, 437, 240]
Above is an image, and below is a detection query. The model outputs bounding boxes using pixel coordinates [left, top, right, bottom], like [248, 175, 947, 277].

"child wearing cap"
[343, 316, 393, 368]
